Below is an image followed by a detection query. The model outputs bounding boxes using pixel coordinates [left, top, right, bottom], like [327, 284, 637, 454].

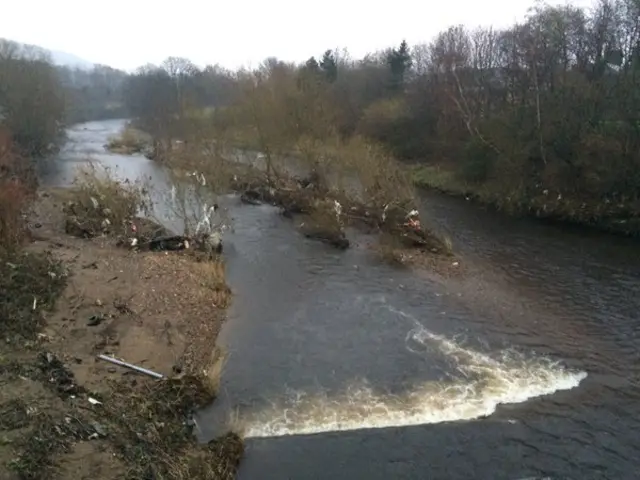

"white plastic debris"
[209, 231, 222, 249]
[90, 196, 100, 209]
[382, 203, 390, 222]
[333, 200, 342, 220]
[195, 203, 218, 236]
[88, 397, 102, 405]
[97, 354, 164, 379]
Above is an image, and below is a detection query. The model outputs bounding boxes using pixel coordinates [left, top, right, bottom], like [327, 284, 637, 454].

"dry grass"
[296, 202, 349, 248]
[0, 132, 34, 255]
[374, 234, 410, 267]
[341, 136, 415, 208]
[189, 259, 232, 309]
[100, 375, 243, 480]
[141, 253, 231, 312]
[2, 353, 242, 480]
[63, 163, 152, 238]
[105, 127, 150, 155]
[0, 181, 29, 253]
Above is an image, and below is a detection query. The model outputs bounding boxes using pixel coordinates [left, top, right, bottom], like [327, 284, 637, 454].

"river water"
[42, 120, 640, 479]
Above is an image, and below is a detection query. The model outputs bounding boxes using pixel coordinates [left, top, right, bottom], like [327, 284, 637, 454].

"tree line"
[0, 38, 128, 156]
[2, 0, 638, 228]
[121, 0, 640, 226]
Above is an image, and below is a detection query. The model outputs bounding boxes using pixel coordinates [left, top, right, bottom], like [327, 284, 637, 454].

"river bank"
[0, 187, 242, 479]
[412, 164, 640, 237]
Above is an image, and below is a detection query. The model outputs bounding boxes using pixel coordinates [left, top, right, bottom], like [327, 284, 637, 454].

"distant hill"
[48, 49, 95, 70]
[0, 38, 129, 123]
[0, 38, 96, 70]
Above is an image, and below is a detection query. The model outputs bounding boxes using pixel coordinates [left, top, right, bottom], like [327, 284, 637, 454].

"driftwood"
[240, 189, 262, 205]
[302, 231, 350, 249]
[144, 233, 223, 255]
[235, 177, 447, 253]
[148, 235, 190, 251]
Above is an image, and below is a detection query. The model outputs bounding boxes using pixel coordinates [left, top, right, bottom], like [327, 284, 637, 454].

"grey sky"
[2, 0, 596, 71]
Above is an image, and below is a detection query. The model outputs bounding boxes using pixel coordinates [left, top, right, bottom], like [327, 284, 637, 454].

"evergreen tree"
[387, 40, 412, 91]
[305, 56, 320, 73]
[320, 50, 338, 83]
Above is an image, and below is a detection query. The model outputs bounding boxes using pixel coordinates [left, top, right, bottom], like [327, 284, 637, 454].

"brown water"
[44, 120, 640, 480]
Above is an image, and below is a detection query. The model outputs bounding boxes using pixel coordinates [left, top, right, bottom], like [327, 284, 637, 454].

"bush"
[0, 182, 28, 254]
[0, 132, 32, 255]
[357, 97, 409, 144]
[344, 136, 415, 208]
[64, 163, 152, 237]
[458, 138, 496, 184]
[106, 127, 151, 154]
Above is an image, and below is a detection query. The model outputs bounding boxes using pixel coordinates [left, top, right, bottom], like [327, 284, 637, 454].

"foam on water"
[239, 309, 587, 438]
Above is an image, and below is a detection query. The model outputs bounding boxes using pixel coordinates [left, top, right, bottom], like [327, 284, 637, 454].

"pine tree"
[305, 56, 320, 73]
[387, 40, 413, 91]
[320, 50, 338, 83]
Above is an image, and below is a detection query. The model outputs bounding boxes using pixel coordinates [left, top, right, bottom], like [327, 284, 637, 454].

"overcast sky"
[2, 0, 596, 71]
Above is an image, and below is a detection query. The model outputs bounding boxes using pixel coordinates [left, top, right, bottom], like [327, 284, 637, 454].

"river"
[41, 120, 640, 479]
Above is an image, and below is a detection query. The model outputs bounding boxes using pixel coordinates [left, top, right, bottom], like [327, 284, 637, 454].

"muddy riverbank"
[0, 187, 242, 479]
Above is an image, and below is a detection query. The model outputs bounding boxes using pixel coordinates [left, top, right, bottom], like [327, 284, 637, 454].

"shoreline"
[110, 123, 640, 241]
[411, 165, 640, 238]
[103, 129, 459, 269]
[0, 187, 243, 479]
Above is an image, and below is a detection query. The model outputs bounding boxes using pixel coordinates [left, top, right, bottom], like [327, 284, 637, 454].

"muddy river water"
[41, 120, 640, 479]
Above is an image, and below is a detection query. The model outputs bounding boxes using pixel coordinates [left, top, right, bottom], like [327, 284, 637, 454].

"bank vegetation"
[119, 0, 640, 236]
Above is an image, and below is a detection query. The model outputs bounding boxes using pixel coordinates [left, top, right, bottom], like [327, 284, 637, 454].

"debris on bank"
[0, 187, 243, 479]
[231, 169, 451, 257]
[62, 186, 226, 259]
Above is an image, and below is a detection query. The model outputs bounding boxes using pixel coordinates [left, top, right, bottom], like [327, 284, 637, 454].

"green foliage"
[386, 40, 412, 90]
[460, 138, 495, 184]
[320, 50, 338, 83]
[59, 64, 129, 123]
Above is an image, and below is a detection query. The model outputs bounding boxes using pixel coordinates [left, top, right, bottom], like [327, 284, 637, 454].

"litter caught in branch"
[97, 354, 164, 379]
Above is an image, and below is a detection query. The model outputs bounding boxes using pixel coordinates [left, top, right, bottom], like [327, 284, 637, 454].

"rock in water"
[240, 189, 262, 205]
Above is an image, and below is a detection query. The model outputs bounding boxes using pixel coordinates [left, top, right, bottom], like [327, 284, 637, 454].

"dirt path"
[0, 189, 241, 480]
